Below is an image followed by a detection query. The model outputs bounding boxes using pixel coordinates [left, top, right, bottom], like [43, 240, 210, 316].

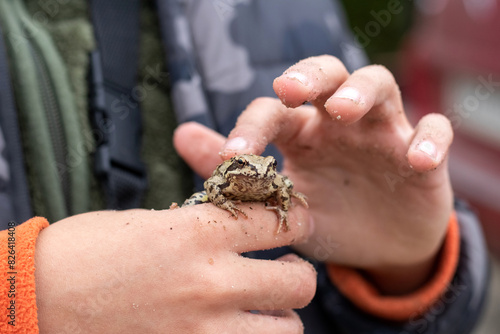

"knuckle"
[366, 64, 392, 76]
[190, 268, 233, 304]
[355, 64, 396, 84]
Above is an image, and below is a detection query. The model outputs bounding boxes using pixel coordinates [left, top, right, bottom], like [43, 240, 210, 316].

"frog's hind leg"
[183, 190, 247, 219]
[182, 191, 209, 206]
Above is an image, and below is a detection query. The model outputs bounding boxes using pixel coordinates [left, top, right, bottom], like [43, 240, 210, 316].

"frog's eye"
[272, 160, 278, 169]
[237, 158, 246, 165]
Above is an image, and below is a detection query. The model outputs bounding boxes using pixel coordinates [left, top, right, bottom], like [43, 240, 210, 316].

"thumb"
[173, 122, 226, 179]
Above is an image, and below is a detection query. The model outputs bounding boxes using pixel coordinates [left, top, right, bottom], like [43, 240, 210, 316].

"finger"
[222, 254, 316, 311]
[218, 309, 304, 334]
[230, 203, 312, 253]
[180, 201, 312, 252]
[174, 122, 226, 179]
[324, 65, 405, 125]
[407, 113, 453, 172]
[244, 309, 304, 334]
[273, 55, 349, 109]
[244, 254, 316, 310]
[220, 97, 314, 159]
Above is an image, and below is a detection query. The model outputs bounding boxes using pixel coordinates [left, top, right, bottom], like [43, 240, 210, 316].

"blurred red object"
[403, 0, 500, 257]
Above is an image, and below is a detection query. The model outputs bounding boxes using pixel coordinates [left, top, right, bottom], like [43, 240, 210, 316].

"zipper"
[26, 35, 71, 214]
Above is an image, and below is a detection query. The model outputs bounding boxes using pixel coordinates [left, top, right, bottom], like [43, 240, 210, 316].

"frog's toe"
[292, 191, 309, 208]
[277, 214, 291, 233]
[265, 205, 289, 233]
[231, 206, 248, 219]
[220, 201, 247, 219]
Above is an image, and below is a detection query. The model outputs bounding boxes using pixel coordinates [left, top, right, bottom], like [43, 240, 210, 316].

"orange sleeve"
[0, 217, 49, 333]
[327, 212, 460, 321]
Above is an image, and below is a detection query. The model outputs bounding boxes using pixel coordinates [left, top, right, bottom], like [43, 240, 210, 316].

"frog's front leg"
[205, 179, 248, 219]
[265, 203, 288, 233]
[291, 191, 308, 208]
[265, 187, 292, 233]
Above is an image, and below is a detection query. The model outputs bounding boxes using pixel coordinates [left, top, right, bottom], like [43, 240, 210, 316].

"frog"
[182, 154, 308, 233]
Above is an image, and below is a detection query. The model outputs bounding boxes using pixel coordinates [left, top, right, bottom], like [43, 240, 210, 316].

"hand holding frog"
[175, 55, 454, 294]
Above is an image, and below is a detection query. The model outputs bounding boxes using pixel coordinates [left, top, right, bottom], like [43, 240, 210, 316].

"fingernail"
[283, 71, 310, 86]
[223, 137, 248, 152]
[333, 87, 362, 104]
[416, 140, 438, 160]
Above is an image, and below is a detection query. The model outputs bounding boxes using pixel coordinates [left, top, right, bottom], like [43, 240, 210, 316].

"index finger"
[220, 97, 315, 159]
[178, 202, 312, 254]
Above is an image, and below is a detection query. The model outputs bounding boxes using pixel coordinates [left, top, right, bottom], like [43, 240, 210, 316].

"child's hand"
[175, 55, 454, 294]
[35, 206, 315, 333]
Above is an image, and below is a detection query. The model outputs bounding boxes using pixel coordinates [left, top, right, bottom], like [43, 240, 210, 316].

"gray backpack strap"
[156, 0, 367, 189]
[155, 0, 216, 129]
[157, 0, 367, 137]
[0, 18, 33, 229]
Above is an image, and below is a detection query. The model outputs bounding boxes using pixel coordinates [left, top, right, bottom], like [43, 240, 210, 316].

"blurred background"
[338, 0, 500, 332]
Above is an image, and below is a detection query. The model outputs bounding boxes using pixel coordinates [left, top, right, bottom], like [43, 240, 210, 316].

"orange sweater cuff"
[0, 217, 49, 333]
[327, 212, 460, 321]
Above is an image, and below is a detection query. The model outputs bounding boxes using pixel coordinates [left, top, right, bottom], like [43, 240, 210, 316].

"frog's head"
[223, 154, 277, 181]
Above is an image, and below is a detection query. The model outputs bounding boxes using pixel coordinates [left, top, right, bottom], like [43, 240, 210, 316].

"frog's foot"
[220, 200, 248, 220]
[291, 191, 309, 208]
[265, 205, 289, 233]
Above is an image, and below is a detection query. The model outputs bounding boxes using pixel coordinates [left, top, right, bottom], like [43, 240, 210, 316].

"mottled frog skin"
[183, 154, 308, 233]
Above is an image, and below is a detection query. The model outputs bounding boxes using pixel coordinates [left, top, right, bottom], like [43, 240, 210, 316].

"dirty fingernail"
[416, 140, 438, 160]
[283, 71, 310, 86]
[333, 87, 362, 104]
[223, 137, 248, 152]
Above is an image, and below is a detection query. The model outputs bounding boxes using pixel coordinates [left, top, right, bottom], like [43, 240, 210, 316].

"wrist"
[363, 210, 457, 295]
[362, 255, 438, 295]
[326, 212, 460, 321]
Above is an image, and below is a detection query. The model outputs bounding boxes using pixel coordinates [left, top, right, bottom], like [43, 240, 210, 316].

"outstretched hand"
[175, 55, 454, 294]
